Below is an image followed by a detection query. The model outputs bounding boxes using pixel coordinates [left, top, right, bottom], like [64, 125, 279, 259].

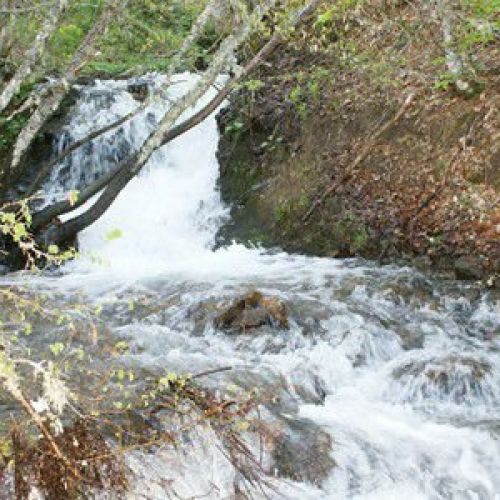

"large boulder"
[214, 291, 289, 332]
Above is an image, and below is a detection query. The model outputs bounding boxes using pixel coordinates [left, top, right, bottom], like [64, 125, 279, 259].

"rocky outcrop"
[392, 355, 493, 403]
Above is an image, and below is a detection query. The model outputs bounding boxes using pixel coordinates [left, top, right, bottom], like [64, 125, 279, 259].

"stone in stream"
[127, 81, 149, 102]
[395, 325, 425, 350]
[271, 417, 335, 486]
[214, 291, 289, 332]
[393, 355, 493, 403]
[454, 255, 484, 280]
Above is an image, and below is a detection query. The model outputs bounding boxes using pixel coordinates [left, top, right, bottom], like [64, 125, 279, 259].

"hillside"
[217, 0, 500, 284]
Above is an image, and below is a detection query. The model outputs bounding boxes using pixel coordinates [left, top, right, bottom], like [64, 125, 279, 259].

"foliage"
[3, 0, 215, 78]
[0, 114, 28, 151]
[0, 200, 77, 269]
[0, 82, 36, 153]
[0, 284, 263, 497]
[460, 0, 500, 42]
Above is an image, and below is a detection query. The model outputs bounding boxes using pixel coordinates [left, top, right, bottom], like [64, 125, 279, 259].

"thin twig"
[191, 366, 233, 380]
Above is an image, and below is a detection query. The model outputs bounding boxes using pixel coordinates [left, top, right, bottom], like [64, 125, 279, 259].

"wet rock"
[489, 275, 500, 289]
[127, 81, 149, 102]
[214, 291, 289, 332]
[188, 297, 221, 335]
[394, 355, 491, 381]
[413, 255, 433, 272]
[290, 373, 328, 405]
[393, 355, 492, 403]
[272, 417, 335, 486]
[238, 307, 269, 329]
[454, 255, 484, 280]
[395, 325, 424, 350]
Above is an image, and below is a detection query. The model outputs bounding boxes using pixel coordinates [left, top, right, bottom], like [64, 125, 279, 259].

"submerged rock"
[392, 355, 493, 404]
[395, 325, 425, 350]
[214, 291, 289, 332]
[271, 417, 335, 486]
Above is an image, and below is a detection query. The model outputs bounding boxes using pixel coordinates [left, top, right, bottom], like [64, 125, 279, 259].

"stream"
[1, 74, 500, 499]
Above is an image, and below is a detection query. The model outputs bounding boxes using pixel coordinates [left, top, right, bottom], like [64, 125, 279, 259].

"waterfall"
[2, 74, 499, 499]
[45, 74, 229, 274]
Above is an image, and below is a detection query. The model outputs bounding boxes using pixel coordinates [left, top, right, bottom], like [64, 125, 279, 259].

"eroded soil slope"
[217, 1, 500, 284]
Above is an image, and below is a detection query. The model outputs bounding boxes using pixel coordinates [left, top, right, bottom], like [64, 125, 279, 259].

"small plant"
[435, 71, 457, 91]
[0, 199, 77, 269]
[242, 79, 265, 93]
[0, 115, 29, 151]
[351, 227, 368, 252]
[224, 118, 244, 137]
[289, 85, 308, 119]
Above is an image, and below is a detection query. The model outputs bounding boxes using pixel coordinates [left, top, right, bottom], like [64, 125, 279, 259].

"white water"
[8, 74, 500, 498]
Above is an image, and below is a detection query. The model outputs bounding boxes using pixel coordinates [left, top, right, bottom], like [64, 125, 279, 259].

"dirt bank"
[217, 1, 500, 285]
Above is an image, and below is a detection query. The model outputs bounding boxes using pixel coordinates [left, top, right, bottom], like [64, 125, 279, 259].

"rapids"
[2, 74, 499, 499]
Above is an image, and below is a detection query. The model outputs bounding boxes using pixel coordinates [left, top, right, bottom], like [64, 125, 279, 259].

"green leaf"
[235, 420, 250, 432]
[316, 9, 334, 26]
[49, 342, 65, 357]
[105, 228, 124, 241]
[114, 341, 129, 354]
[0, 438, 12, 457]
[68, 190, 79, 207]
[244, 79, 264, 92]
[48, 244, 59, 255]
[1, 213, 15, 225]
[159, 372, 177, 387]
[13, 223, 27, 241]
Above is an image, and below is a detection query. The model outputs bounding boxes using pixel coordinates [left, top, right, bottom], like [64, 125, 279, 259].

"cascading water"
[3, 74, 500, 499]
